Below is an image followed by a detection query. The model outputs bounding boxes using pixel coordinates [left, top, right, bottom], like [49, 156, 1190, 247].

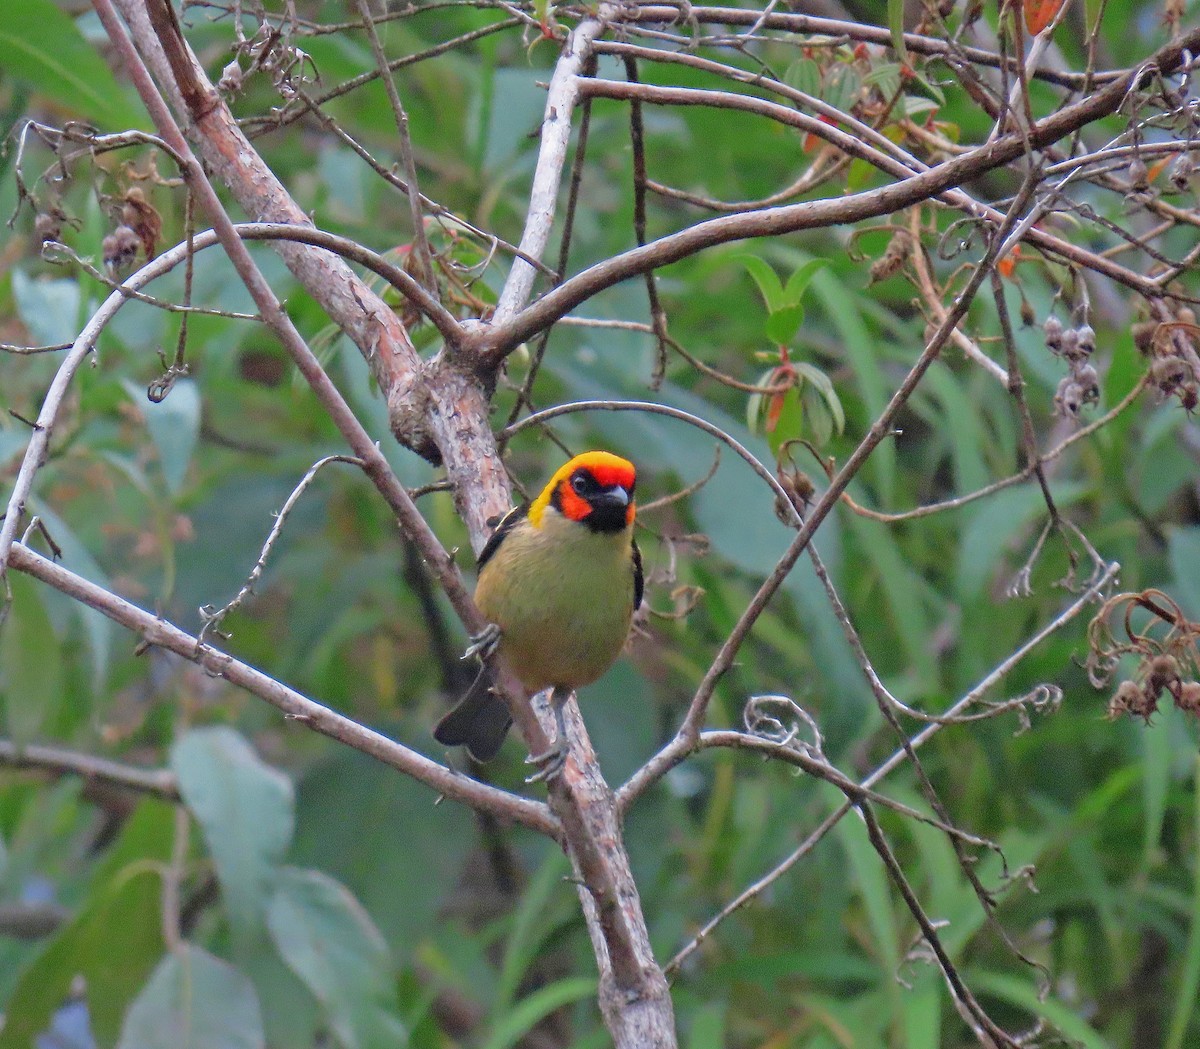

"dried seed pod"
[1043, 316, 1064, 353]
[1108, 679, 1151, 720]
[1059, 327, 1080, 361]
[1132, 321, 1158, 354]
[218, 59, 244, 95]
[1020, 296, 1036, 328]
[1177, 681, 1200, 714]
[1074, 362, 1100, 403]
[120, 188, 162, 261]
[1151, 355, 1191, 394]
[1144, 654, 1181, 699]
[868, 231, 911, 284]
[1169, 153, 1194, 192]
[1177, 306, 1196, 326]
[1054, 377, 1083, 416]
[1180, 382, 1198, 412]
[1075, 324, 1096, 357]
[102, 224, 141, 273]
[33, 211, 62, 245]
[1128, 155, 1149, 191]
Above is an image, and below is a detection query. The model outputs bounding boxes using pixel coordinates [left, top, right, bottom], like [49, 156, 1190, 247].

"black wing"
[632, 536, 644, 610]
[477, 503, 529, 570]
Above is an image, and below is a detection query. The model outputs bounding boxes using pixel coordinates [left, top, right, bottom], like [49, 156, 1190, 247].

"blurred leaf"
[887, 0, 908, 61]
[1140, 711, 1171, 871]
[1169, 527, 1200, 617]
[686, 1002, 726, 1049]
[834, 807, 901, 985]
[971, 971, 1109, 1048]
[29, 500, 115, 690]
[795, 361, 845, 435]
[171, 728, 294, 954]
[35, 997, 95, 1049]
[480, 977, 596, 1049]
[822, 64, 861, 116]
[0, 800, 174, 1049]
[0, 573, 63, 747]
[784, 57, 822, 98]
[291, 745, 474, 948]
[494, 850, 572, 1012]
[11, 270, 80, 348]
[238, 942, 319, 1049]
[118, 945, 264, 1049]
[123, 378, 201, 496]
[0, 0, 145, 129]
[1164, 755, 1200, 1049]
[267, 867, 406, 1049]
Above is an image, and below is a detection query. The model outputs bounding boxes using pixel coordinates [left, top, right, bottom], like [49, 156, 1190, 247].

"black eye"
[572, 473, 590, 494]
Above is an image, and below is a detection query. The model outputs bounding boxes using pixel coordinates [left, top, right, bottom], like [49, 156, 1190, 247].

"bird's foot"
[524, 739, 567, 784]
[462, 622, 501, 662]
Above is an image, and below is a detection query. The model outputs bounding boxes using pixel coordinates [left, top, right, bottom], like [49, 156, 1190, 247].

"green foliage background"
[1, 0, 1199, 1046]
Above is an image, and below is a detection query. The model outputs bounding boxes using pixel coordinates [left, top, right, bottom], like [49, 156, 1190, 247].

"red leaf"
[765, 391, 787, 432]
[1024, 0, 1065, 35]
[997, 243, 1022, 279]
[803, 114, 837, 153]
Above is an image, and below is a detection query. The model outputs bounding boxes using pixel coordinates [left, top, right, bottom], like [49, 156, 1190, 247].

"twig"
[198, 454, 364, 642]
[664, 561, 1119, 974]
[0, 738, 179, 799]
[352, 0, 437, 295]
[492, 16, 606, 323]
[7, 543, 557, 836]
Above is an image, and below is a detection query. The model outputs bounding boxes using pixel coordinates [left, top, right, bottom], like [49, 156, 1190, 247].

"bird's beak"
[596, 485, 630, 509]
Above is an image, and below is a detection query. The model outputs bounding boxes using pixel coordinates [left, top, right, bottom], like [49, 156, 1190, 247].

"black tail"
[434, 668, 513, 761]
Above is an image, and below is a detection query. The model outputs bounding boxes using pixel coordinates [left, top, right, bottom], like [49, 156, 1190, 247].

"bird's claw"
[462, 622, 501, 662]
[524, 740, 567, 784]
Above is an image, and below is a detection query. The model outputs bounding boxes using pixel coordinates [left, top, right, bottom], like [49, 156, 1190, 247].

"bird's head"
[531, 451, 637, 534]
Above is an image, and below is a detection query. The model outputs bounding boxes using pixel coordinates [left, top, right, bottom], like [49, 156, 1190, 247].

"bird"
[434, 451, 643, 781]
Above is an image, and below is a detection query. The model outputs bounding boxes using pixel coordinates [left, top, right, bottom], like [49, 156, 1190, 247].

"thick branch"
[476, 24, 1200, 357]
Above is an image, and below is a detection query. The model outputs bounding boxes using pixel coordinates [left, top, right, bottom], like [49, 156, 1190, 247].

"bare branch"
[7, 543, 557, 836]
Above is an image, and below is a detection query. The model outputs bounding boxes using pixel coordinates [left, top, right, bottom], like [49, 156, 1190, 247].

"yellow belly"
[474, 513, 635, 694]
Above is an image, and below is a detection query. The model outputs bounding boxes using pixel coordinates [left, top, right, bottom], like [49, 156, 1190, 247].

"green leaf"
[480, 977, 596, 1049]
[822, 63, 862, 115]
[783, 258, 831, 304]
[10, 270, 81, 348]
[834, 797, 901, 977]
[784, 57, 822, 99]
[124, 378, 202, 496]
[0, 573, 63, 746]
[267, 867, 405, 1049]
[765, 304, 806, 345]
[291, 746, 474, 947]
[970, 971, 1110, 1048]
[494, 850, 572, 1011]
[687, 1002, 728, 1049]
[1165, 756, 1200, 1049]
[1169, 527, 1200, 617]
[795, 361, 845, 435]
[888, 0, 908, 62]
[29, 500, 115, 690]
[118, 945, 264, 1049]
[0, 800, 174, 1049]
[0, 0, 146, 129]
[863, 62, 903, 100]
[171, 728, 294, 955]
[738, 254, 786, 314]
